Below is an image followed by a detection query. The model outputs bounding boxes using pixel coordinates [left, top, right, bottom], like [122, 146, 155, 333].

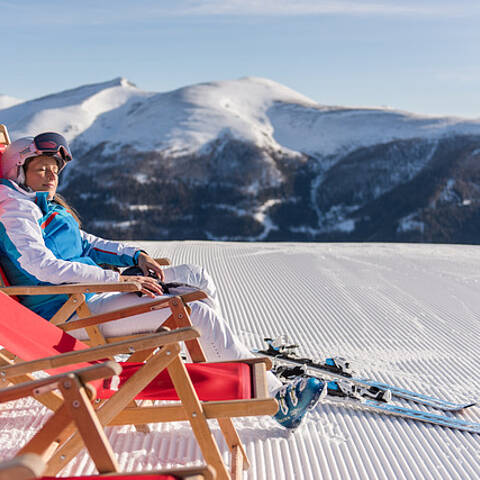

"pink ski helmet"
[1, 132, 73, 183]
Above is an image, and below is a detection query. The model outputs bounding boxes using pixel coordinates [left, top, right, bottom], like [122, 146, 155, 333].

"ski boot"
[274, 377, 327, 429]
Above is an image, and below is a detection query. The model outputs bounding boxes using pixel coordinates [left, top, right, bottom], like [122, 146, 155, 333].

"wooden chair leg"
[43, 344, 181, 476]
[230, 445, 244, 480]
[50, 294, 86, 325]
[19, 374, 120, 474]
[73, 297, 152, 439]
[127, 399, 150, 433]
[168, 297, 207, 362]
[75, 302, 108, 347]
[60, 376, 119, 473]
[167, 356, 231, 480]
[217, 418, 249, 472]
[154, 257, 171, 266]
[18, 403, 74, 460]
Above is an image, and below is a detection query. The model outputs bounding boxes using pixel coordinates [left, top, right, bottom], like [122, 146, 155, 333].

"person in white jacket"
[0, 132, 324, 429]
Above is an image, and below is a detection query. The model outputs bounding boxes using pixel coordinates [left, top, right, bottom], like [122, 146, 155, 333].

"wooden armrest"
[0, 327, 200, 379]
[0, 281, 141, 296]
[58, 291, 208, 332]
[213, 357, 273, 370]
[0, 361, 122, 404]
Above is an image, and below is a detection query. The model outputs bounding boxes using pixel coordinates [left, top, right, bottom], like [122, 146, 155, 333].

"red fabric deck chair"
[0, 363, 216, 480]
[0, 122, 211, 441]
[0, 292, 278, 480]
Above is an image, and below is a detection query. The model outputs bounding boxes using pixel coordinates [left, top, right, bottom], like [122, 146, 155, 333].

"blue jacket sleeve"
[80, 230, 142, 267]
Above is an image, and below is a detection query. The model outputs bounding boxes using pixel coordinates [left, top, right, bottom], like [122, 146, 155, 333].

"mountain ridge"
[2, 77, 480, 243]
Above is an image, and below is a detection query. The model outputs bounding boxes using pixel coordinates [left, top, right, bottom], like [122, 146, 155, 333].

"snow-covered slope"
[0, 94, 23, 110]
[0, 241, 479, 479]
[2, 76, 480, 158]
[0, 78, 149, 143]
[270, 104, 480, 157]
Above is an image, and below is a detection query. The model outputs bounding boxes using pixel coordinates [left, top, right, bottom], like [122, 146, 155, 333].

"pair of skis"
[256, 339, 480, 434]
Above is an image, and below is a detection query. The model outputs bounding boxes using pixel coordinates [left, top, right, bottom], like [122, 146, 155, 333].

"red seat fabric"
[0, 291, 92, 361]
[0, 292, 253, 401]
[0, 291, 106, 390]
[0, 292, 94, 366]
[99, 361, 252, 401]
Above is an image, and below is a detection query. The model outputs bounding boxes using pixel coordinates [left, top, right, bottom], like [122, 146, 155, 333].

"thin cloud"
[436, 70, 480, 84]
[176, 0, 479, 18]
[2, 0, 479, 27]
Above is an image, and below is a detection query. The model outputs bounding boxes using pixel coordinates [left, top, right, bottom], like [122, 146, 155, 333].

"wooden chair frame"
[0, 288, 210, 424]
[0, 362, 122, 474]
[0, 362, 216, 480]
[0, 319, 277, 480]
[0, 261, 171, 346]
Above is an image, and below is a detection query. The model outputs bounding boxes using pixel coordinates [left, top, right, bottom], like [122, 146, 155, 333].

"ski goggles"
[21, 132, 73, 165]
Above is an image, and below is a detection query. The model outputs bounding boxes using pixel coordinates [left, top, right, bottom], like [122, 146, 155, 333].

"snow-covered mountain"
[0, 94, 23, 110]
[2, 77, 480, 242]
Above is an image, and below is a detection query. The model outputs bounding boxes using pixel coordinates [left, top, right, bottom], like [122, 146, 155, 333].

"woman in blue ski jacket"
[0, 132, 324, 429]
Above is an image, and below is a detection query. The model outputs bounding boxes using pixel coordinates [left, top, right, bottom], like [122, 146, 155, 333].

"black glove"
[122, 266, 192, 295]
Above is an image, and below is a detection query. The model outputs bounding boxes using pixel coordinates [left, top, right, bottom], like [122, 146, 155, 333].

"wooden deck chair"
[0, 362, 215, 480]
[0, 265, 208, 437]
[0, 292, 278, 480]
[0, 123, 215, 435]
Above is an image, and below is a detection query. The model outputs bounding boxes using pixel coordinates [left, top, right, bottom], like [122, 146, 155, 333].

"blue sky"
[2, 0, 480, 117]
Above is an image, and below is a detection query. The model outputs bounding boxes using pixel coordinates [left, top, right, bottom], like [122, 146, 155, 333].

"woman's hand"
[120, 274, 164, 298]
[137, 252, 165, 281]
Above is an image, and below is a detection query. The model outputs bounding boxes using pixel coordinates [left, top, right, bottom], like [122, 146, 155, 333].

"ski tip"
[445, 402, 477, 412]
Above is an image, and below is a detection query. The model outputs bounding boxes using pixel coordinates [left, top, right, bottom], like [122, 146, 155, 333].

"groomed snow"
[1, 241, 479, 479]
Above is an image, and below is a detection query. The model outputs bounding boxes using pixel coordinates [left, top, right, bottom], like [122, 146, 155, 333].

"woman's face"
[24, 155, 59, 199]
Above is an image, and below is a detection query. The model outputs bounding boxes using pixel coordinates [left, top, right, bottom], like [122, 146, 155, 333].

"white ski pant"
[69, 264, 282, 393]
